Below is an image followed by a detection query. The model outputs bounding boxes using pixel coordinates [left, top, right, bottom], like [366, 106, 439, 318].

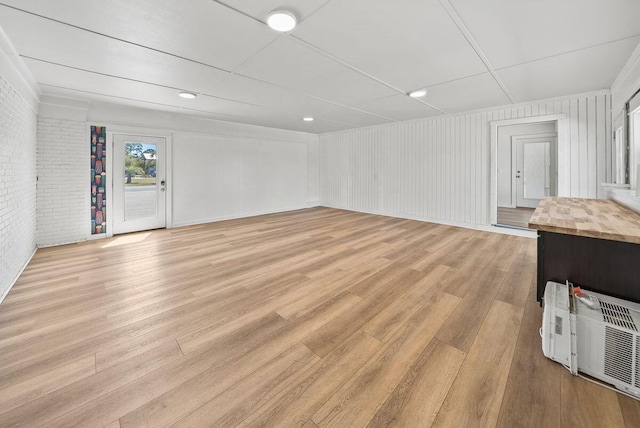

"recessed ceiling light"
[408, 89, 427, 98]
[303, 117, 314, 122]
[267, 10, 297, 32]
[178, 91, 197, 99]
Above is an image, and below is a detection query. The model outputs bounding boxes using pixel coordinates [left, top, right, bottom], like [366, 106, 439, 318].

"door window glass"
[124, 142, 157, 220]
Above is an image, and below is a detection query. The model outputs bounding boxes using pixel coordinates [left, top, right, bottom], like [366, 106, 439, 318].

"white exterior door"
[113, 134, 166, 234]
[514, 136, 557, 208]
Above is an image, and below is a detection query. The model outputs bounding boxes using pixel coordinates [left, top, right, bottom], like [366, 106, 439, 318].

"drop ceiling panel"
[42, 85, 263, 126]
[69, 85, 311, 131]
[35, 70, 351, 132]
[235, 36, 397, 105]
[89, 95, 307, 131]
[280, 118, 356, 134]
[424, 73, 511, 113]
[210, 74, 342, 116]
[314, 104, 394, 128]
[356, 94, 443, 121]
[43, 86, 232, 121]
[0, 8, 229, 93]
[449, 0, 640, 69]
[293, 0, 488, 91]
[1, 1, 636, 134]
[498, 36, 640, 102]
[0, 0, 277, 71]
[23, 58, 302, 126]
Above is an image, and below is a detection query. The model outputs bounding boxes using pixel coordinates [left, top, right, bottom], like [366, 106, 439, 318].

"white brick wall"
[37, 118, 88, 247]
[0, 75, 37, 299]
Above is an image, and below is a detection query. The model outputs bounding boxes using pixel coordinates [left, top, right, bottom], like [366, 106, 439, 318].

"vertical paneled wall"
[306, 138, 319, 206]
[319, 91, 611, 228]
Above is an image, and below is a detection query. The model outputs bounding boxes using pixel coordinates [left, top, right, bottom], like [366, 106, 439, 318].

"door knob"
[160, 180, 166, 185]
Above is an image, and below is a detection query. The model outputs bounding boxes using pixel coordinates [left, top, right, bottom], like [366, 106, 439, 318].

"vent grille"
[604, 327, 634, 386]
[636, 339, 640, 389]
[600, 301, 638, 331]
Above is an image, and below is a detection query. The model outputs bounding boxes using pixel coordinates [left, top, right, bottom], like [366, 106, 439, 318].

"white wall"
[319, 90, 612, 229]
[36, 117, 88, 247]
[0, 75, 37, 300]
[497, 122, 556, 207]
[0, 26, 39, 301]
[172, 133, 308, 227]
[37, 98, 317, 239]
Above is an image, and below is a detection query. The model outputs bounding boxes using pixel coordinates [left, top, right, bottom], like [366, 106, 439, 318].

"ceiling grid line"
[0, 3, 232, 74]
[221, 0, 338, 75]
[39, 82, 213, 111]
[1, 1, 402, 129]
[20, 55, 299, 114]
[27, 56, 371, 127]
[494, 33, 640, 72]
[439, 0, 516, 104]
[212, 0, 337, 27]
[1, 0, 639, 132]
[210, 0, 265, 25]
[231, 72, 399, 122]
[23, 47, 397, 127]
[289, 34, 449, 115]
[227, 35, 283, 74]
[21, 55, 189, 93]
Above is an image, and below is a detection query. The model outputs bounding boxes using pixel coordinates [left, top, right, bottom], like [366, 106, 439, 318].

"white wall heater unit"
[541, 281, 640, 399]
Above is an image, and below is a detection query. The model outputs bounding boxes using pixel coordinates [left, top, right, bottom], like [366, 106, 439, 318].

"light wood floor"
[1, 207, 638, 427]
[497, 206, 537, 229]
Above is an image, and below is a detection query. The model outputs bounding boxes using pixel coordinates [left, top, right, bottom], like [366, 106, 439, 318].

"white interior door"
[515, 137, 557, 208]
[113, 134, 166, 234]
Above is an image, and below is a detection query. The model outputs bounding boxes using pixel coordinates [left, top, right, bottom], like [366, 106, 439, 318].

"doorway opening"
[490, 114, 568, 230]
[112, 134, 167, 235]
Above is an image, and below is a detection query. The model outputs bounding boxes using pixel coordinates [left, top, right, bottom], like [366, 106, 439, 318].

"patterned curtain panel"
[91, 126, 106, 234]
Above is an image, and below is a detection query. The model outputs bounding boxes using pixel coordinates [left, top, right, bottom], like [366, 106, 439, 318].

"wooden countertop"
[528, 197, 640, 244]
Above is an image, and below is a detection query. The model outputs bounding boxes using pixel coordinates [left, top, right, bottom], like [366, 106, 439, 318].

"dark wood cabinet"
[530, 197, 640, 305]
[536, 230, 640, 304]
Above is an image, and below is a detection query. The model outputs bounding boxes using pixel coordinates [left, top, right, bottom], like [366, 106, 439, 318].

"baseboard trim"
[320, 203, 483, 230]
[319, 203, 536, 238]
[171, 205, 314, 228]
[0, 247, 37, 305]
[37, 236, 91, 248]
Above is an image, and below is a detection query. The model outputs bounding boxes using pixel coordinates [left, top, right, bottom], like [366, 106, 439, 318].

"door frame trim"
[105, 126, 173, 238]
[490, 114, 568, 226]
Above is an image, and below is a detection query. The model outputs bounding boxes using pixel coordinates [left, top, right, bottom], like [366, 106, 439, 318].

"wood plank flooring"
[0, 207, 636, 427]
[497, 206, 536, 229]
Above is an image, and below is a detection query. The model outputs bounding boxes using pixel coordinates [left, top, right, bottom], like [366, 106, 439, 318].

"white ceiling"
[1, 0, 639, 133]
